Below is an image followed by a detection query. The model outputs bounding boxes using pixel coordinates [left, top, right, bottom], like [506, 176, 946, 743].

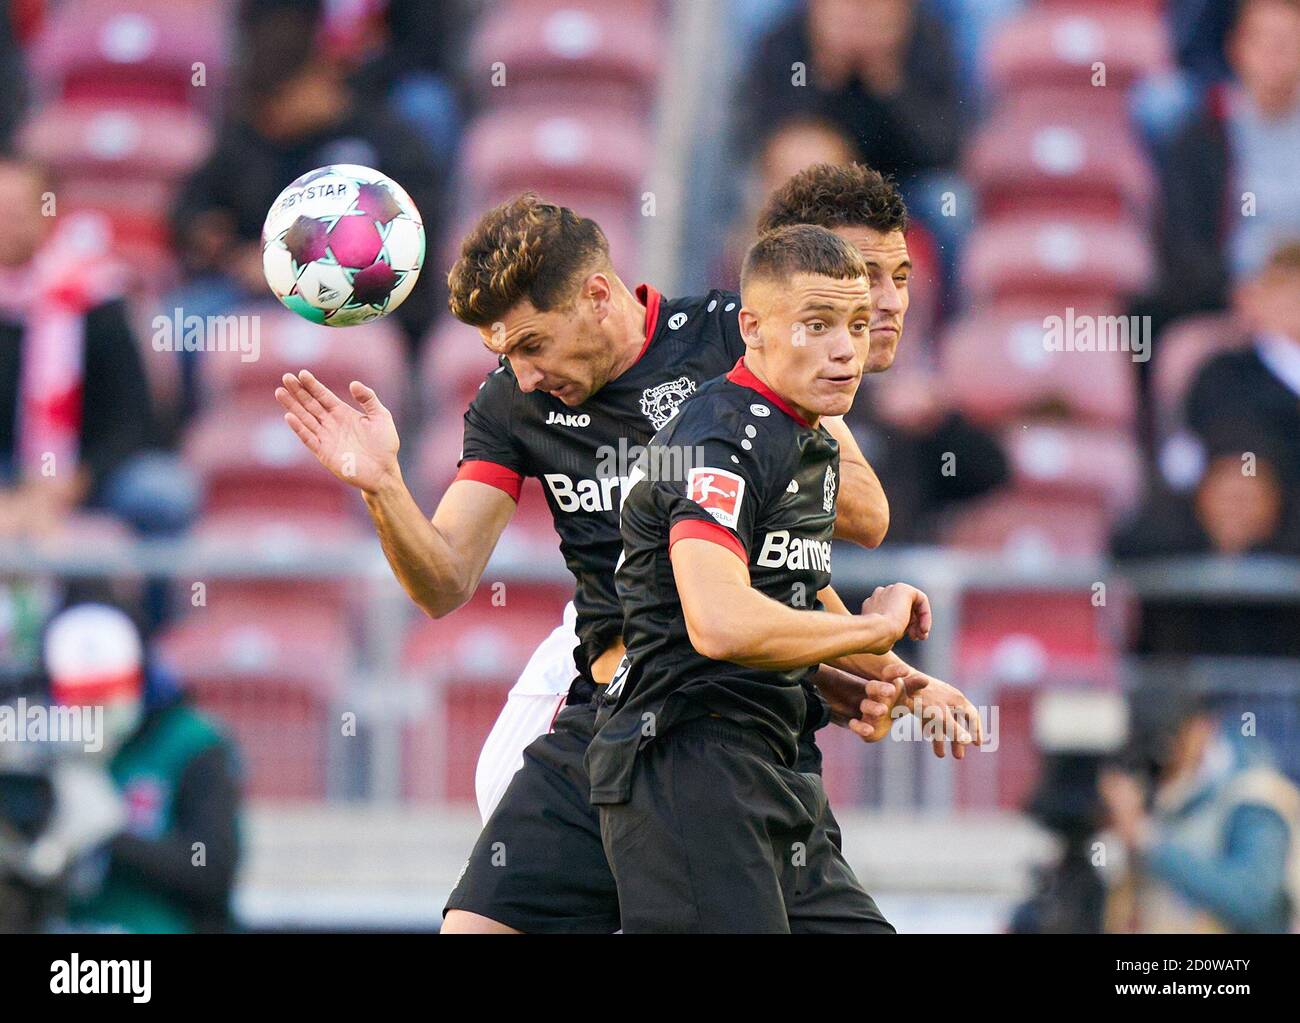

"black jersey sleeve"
[651, 414, 782, 564]
[455, 364, 527, 498]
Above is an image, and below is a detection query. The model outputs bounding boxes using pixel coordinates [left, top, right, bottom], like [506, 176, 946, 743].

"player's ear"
[737, 307, 764, 351]
[583, 271, 614, 320]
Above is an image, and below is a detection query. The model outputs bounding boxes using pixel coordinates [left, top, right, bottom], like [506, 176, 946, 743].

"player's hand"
[275, 370, 401, 494]
[860, 583, 932, 645]
[898, 671, 983, 760]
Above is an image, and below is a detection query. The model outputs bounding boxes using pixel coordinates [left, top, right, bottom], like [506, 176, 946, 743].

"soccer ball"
[261, 164, 425, 326]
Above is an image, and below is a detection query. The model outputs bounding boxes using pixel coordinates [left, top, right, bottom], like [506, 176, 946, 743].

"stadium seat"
[959, 215, 1155, 308]
[986, 5, 1170, 98]
[418, 316, 500, 416]
[956, 588, 1123, 688]
[187, 509, 374, 623]
[941, 490, 1112, 559]
[28, 0, 230, 112]
[402, 578, 571, 802]
[157, 604, 350, 800]
[966, 104, 1154, 222]
[183, 397, 358, 521]
[461, 106, 650, 210]
[1000, 422, 1142, 515]
[1151, 313, 1250, 436]
[200, 303, 408, 423]
[19, 99, 212, 181]
[470, 0, 662, 116]
[939, 306, 1138, 429]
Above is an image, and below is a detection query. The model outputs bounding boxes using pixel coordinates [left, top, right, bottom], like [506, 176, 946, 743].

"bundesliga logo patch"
[687, 466, 745, 529]
[640, 376, 696, 430]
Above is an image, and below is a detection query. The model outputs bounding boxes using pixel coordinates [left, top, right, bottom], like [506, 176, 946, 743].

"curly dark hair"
[447, 192, 611, 327]
[757, 162, 909, 236]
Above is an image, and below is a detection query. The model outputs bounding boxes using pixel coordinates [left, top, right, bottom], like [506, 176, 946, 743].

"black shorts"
[598, 717, 895, 934]
[444, 700, 620, 933]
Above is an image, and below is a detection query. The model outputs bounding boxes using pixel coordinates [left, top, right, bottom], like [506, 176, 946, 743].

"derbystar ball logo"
[687, 466, 745, 529]
[640, 376, 696, 430]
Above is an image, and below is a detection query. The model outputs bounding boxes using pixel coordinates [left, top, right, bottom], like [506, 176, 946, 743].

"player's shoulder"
[465, 356, 519, 416]
[656, 289, 743, 346]
[666, 371, 799, 454]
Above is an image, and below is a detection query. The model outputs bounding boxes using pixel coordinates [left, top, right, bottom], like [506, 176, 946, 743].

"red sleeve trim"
[455, 460, 523, 502]
[669, 518, 747, 565]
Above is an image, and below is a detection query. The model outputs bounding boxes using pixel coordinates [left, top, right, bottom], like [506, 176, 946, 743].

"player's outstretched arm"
[275, 369, 515, 618]
[670, 539, 919, 670]
[822, 416, 889, 548]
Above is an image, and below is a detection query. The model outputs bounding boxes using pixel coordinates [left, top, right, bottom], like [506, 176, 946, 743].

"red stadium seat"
[959, 215, 1155, 308]
[1151, 313, 1251, 435]
[939, 306, 1138, 429]
[419, 316, 500, 415]
[986, 5, 1170, 98]
[200, 303, 408, 422]
[461, 106, 650, 209]
[187, 509, 373, 623]
[19, 99, 213, 180]
[183, 397, 357, 521]
[470, 0, 662, 116]
[966, 104, 1154, 222]
[28, 0, 230, 112]
[157, 604, 349, 800]
[941, 490, 1111, 558]
[1000, 422, 1142, 515]
[956, 588, 1122, 688]
[402, 579, 572, 802]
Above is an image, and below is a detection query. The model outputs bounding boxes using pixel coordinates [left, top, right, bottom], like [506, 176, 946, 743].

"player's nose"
[513, 359, 545, 393]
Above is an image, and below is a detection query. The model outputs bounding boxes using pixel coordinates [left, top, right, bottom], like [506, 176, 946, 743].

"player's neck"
[605, 282, 651, 383]
[743, 355, 819, 429]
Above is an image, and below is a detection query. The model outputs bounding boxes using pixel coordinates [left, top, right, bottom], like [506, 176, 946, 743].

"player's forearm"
[832, 456, 889, 547]
[362, 471, 475, 618]
[817, 585, 911, 680]
[824, 416, 888, 548]
[687, 582, 900, 669]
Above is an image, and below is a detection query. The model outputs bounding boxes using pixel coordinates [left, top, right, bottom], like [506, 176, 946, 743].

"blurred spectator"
[47, 604, 242, 934]
[846, 372, 1010, 544]
[1184, 240, 1300, 490]
[0, 157, 166, 539]
[1170, 0, 1241, 82]
[715, 115, 859, 290]
[0, 2, 28, 151]
[170, 3, 443, 378]
[740, 0, 965, 185]
[1142, 0, 1300, 333]
[1101, 691, 1300, 933]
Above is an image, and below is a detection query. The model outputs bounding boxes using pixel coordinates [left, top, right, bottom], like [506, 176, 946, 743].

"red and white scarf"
[0, 213, 124, 480]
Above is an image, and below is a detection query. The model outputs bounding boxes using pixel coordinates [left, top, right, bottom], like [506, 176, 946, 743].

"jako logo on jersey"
[640, 376, 696, 430]
[545, 411, 591, 427]
[544, 473, 627, 512]
[756, 530, 832, 572]
[823, 464, 837, 512]
[687, 466, 745, 529]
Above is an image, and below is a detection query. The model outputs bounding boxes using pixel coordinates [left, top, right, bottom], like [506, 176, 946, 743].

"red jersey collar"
[725, 356, 813, 427]
[632, 284, 663, 365]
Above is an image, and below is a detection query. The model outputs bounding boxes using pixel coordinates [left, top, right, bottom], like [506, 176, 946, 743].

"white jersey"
[474, 602, 580, 821]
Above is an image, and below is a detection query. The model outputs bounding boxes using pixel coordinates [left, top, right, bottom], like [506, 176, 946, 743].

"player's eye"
[805, 320, 826, 333]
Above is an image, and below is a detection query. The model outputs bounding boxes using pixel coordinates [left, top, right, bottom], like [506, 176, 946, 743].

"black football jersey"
[456, 285, 748, 689]
[586, 358, 841, 805]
